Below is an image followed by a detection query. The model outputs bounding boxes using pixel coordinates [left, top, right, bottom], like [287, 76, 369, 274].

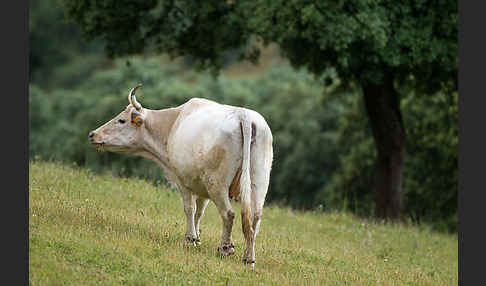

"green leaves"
[59, 0, 457, 92]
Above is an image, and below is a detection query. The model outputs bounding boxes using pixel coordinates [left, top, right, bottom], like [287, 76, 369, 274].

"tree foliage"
[61, 0, 457, 90]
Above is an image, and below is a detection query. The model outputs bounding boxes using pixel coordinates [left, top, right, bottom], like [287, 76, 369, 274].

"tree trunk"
[362, 73, 406, 220]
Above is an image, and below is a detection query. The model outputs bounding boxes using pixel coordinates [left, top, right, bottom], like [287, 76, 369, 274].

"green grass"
[29, 161, 458, 285]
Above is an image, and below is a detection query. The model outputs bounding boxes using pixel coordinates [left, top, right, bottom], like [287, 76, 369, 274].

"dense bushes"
[29, 56, 457, 233]
[29, 58, 342, 204]
[29, 0, 105, 88]
[402, 91, 458, 232]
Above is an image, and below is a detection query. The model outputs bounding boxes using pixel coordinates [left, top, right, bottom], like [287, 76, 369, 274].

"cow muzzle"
[88, 131, 104, 149]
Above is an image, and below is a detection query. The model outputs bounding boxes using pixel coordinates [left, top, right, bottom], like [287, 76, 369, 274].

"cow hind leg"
[209, 186, 236, 257]
[243, 205, 263, 267]
[194, 197, 210, 245]
[243, 135, 272, 267]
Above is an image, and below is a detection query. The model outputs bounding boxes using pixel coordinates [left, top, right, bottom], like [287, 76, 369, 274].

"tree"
[60, 0, 457, 220]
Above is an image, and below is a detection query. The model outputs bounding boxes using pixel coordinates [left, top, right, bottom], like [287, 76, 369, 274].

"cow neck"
[137, 106, 182, 169]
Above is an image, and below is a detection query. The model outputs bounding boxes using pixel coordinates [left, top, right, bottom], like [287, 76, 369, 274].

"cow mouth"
[91, 142, 105, 150]
[91, 142, 131, 153]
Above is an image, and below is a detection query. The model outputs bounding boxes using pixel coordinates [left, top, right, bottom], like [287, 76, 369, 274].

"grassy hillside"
[29, 161, 458, 285]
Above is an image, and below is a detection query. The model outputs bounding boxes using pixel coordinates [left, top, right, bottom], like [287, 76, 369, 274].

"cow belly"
[182, 175, 211, 198]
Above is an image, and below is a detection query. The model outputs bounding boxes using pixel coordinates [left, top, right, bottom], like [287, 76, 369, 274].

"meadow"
[29, 161, 458, 285]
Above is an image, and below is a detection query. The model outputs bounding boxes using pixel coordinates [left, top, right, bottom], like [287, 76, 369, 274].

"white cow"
[88, 84, 273, 267]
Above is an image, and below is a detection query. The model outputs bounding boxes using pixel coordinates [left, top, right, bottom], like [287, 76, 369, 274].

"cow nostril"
[88, 131, 95, 139]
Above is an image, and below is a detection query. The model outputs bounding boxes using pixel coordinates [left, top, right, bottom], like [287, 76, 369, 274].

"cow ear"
[131, 110, 144, 127]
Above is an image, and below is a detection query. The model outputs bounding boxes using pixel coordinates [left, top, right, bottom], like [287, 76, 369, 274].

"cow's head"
[88, 84, 147, 153]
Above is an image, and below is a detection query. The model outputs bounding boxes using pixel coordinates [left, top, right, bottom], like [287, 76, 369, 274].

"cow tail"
[240, 111, 254, 242]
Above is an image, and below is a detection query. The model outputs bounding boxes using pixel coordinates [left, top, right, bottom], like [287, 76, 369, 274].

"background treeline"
[29, 0, 457, 233]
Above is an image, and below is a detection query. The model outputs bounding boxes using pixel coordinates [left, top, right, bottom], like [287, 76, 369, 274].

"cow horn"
[128, 83, 143, 110]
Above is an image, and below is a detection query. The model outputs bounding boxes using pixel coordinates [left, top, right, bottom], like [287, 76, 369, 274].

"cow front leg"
[194, 197, 210, 245]
[181, 191, 198, 247]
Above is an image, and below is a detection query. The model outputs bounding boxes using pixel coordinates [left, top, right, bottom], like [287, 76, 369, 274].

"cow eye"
[118, 119, 126, 124]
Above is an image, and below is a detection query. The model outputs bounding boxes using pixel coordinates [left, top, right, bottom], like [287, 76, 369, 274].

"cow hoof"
[217, 243, 235, 257]
[184, 236, 199, 247]
[242, 258, 254, 263]
[243, 258, 255, 269]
